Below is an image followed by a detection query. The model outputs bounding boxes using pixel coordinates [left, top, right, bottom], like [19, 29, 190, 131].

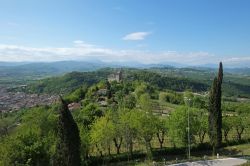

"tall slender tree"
[216, 62, 223, 146]
[208, 62, 223, 154]
[54, 97, 81, 166]
[208, 77, 218, 153]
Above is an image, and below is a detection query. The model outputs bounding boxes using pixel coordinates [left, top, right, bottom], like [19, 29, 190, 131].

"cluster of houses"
[0, 87, 58, 112]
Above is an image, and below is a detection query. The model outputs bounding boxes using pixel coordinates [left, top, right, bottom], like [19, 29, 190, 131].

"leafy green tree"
[235, 103, 250, 114]
[77, 103, 103, 129]
[168, 106, 198, 147]
[114, 90, 126, 109]
[0, 106, 60, 166]
[233, 114, 249, 141]
[53, 98, 81, 166]
[155, 118, 168, 149]
[0, 117, 14, 137]
[196, 113, 208, 144]
[222, 116, 233, 143]
[109, 111, 123, 154]
[79, 125, 91, 160]
[193, 96, 206, 109]
[119, 110, 138, 158]
[134, 83, 147, 99]
[133, 110, 157, 160]
[183, 91, 194, 105]
[0, 131, 50, 166]
[65, 85, 87, 103]
[159, 92, 184, 105]
[124, 94, 136, 109]
[138, 93, 152, 112]
[20, 107, 58, 136]
[134, 82, 156, 99]
[159, 92, 167, 103]
[90, 113, 115, 156]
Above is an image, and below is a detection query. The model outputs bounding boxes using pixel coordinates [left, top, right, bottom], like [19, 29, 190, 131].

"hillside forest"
[1, 64, 250, 165]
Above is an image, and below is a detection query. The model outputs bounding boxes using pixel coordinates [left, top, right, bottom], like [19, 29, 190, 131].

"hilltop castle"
[108, 69, 122, 82]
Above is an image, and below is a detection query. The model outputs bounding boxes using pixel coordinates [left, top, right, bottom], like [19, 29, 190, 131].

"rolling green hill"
[2, 62, 250, 98]
[24, 70, 112, 94]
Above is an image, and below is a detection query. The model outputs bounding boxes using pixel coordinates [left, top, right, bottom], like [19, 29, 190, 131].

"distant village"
[0, 70, 123, 112]
[0, 86, 58, 113]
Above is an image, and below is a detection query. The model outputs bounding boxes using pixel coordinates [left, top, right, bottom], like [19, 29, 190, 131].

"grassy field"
[223, 143, 250, 156]
[104, 143, 250, 166]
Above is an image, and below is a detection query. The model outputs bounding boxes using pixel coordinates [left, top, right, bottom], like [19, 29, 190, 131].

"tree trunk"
[224, 130, 229, 143]
[212, 145, 216, 156]
[199, 131, 206, 144]
[84, 148, 89, 159]
[145, 139, 153, 160]
[113, 137, 123, 154]
[96, 144, 103, 157]
[156, 132, 165, 149]
[128, 139, 133, 158]
[236, 128, 244, 141]
[108, 145, 111, 156]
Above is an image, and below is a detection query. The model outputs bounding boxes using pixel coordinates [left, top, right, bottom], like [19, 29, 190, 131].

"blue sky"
[0, 0, 250, 66]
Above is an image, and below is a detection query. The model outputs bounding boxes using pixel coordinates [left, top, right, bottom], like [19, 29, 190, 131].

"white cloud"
[0, 42, 249, 67]
[73, 40, 95, 48]
[122, 32, 151, 41]
[73, 40, 84, 45]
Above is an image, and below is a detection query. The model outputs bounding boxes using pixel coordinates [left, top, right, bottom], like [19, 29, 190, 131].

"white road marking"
[168, 157, 247, 166]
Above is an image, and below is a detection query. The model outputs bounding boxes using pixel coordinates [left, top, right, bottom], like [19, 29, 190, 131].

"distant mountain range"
[0, 61, 250, 78]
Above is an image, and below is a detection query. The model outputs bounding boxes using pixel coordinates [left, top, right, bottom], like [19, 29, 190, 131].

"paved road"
[169, 158, 247, 166]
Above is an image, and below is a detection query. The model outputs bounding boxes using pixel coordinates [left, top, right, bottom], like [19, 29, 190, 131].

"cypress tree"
[208, 77, 218, 154]
[208, 62, 223, 154]
[216, 62, 223, 147]
[54, 97, 81, 166]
